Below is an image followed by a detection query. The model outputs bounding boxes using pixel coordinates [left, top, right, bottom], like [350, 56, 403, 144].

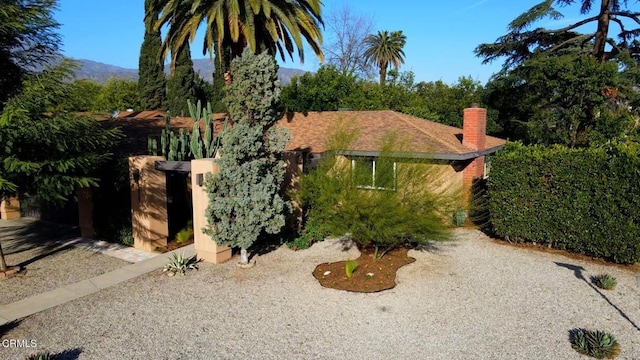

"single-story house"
[112, 106, 505, 199]
[108, 106, 505, 254]
[276, 106, 505, 201]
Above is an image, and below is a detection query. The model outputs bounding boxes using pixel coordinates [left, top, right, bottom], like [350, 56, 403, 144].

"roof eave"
[336, 144, 506, 161]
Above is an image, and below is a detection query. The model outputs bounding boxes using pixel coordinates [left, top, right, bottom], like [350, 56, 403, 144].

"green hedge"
[487, 142, 640, 264]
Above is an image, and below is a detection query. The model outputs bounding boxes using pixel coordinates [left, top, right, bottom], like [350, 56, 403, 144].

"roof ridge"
[391, 111, 473, 153]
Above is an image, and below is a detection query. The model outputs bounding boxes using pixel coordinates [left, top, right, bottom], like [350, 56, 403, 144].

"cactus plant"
[148, 100, 225, 161]
[147, 137, 158, 156]
[187, 99, 225, 159]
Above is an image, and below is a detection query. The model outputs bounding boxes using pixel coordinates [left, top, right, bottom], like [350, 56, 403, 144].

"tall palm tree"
[156, 0, 324, 75]
[363, 30, 406, 85]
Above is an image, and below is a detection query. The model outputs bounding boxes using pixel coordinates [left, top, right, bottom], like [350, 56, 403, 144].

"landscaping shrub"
[286, 213, 328, 250]
[487, 142, 640, 264]
[297, 123, 458, 258]
[569, 328, 620, 359]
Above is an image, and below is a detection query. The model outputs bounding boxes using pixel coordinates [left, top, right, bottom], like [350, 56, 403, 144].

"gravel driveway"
[0, 219, 130, 305]
[2, 229, 639, 360]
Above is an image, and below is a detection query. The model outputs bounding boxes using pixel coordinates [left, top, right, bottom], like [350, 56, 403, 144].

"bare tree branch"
[322, 4, 375, 79]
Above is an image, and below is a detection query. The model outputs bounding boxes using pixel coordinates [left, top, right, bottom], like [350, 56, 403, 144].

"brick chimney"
[462, 104, 488, 208]
[462, 104, 487, 151]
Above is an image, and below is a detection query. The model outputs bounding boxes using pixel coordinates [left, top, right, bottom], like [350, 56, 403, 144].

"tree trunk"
[239, 247, 249, 265]
[0, 241, 8, 272]
[593, 0, 611, 62]
[379, 67, 386, 86]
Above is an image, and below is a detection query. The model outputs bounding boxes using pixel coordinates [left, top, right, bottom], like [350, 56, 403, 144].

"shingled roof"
[277, 110, 506, 160]
[107, 109, 505, 160]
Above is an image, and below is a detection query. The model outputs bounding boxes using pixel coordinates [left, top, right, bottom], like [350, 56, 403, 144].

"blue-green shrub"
[487, 142, 640, 264]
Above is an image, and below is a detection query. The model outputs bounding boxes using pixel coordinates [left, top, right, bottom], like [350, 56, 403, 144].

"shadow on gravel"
[555, 262, 640, 332]
[53, 347, 83, 360]
[0, 219, 79, 255]
[0, 320, 21, 338]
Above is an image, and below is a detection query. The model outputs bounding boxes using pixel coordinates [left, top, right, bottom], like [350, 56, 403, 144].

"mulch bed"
[313, 247, 416, 293]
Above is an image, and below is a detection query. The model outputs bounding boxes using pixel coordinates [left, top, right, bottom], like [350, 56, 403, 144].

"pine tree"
[204, 49, 290, 265]
[0, 61, 121, 272]
[166, 42, 196, 116]
[138, 0, 166, 110]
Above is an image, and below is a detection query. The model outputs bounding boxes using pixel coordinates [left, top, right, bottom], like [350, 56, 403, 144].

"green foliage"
[175, 220, 194, 244]
[163, 252, 199, 276]
[297, 123, 457, 257]
[0, 0, 61, 109]
[286, 213, 328, 250]
[138, 0, 166, 111]
[156, 0, 323, 73]
[345, 259, 359, 278]
[0, 62, 122, 206]
[591, 274, 617, 290]
[475, 0, 640, 68]
[570, 328, 620, 359]
[281, 65, 361, 112]
[166, 42, 196, 116]
[487, 142, 640, 264]
[483, 56, 635, 147]
[64, 79, 103, 112]
[363, 30, 406, 85]
[280, 68, 503, 135]
[95, 78, 140, 112]
[204, 49, 290, 255]
[25, 352, 55, 360]
[3, 58, 77, 115]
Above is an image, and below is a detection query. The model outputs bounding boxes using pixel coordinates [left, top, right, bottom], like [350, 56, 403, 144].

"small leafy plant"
[25, 352, 55, 360]
[163, 252, 199, 276]
[286, 215, 328, 250]
[570, 328, 620, 359]
[175, 220, 194, 244]
[591, 274, 617, 290]
[345, 260, 359, 278]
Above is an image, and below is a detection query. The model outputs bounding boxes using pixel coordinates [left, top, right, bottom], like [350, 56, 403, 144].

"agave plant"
[25, 352, 55, 360]
[591, 274, 617, 290]
[163, 252, 199, 276]
[570, 328, 620, 359]
[345, 260, 359, 278]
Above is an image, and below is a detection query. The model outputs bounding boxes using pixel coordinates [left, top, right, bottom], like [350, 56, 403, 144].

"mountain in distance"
[71, 58, 309, 85]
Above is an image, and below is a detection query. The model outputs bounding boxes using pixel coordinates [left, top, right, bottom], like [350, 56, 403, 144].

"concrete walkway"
[0, 243, 195, 326]
[58, 237, 159, 263]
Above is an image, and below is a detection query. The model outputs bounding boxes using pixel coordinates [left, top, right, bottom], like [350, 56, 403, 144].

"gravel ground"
[0, 246, 130, 305]
[0, 218, 130, 305]
[2, 229, 639, 360]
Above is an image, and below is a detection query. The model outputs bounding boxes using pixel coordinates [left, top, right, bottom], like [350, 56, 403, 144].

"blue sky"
[53, 0, 583, 85]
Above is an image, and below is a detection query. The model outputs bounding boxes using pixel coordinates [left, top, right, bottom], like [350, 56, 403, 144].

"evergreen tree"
[0, 0, 61, 110]
[209, 44, 226, 113]
[0, 62, 121, 272]
[475, 0, 640, 68]
[204, 49, 290, 265]
[166, 42, 196, 116]
[138, 0, 166, 110]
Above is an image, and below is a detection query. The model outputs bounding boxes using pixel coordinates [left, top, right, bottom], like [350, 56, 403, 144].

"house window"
[483, 160, 491, 179]
[351, 158, 397, 190]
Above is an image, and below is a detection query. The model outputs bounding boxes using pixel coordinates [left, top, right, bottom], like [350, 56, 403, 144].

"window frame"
[351, 157, 397, 191]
